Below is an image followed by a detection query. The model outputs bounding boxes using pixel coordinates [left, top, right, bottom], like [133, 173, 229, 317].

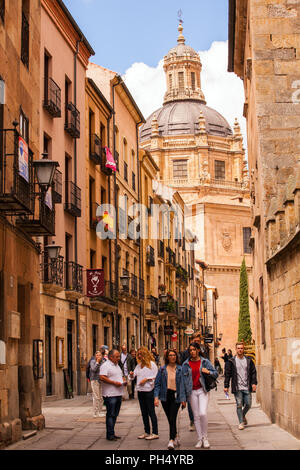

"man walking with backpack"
[224, 342, 257, 430]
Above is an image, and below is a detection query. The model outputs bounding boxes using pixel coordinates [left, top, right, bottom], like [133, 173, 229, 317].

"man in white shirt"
[100, 349, 127, 440]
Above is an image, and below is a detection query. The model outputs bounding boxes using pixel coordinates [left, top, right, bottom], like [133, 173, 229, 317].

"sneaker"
[202, 437, 210, 449]
[174, 437, 180, 447]
[97, 412, 105, 417]
[195, 440, 202, 448]
[138, 433, 150, 439]
[145, 434, 159, 440]
[243, 416, 248, 425]
[238, 423, 245, 430]
[189, 423, 195, 431]
[168, 440, 174, 450]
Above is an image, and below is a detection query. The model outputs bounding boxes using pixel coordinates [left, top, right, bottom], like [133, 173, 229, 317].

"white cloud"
[123, 40, 247, 150]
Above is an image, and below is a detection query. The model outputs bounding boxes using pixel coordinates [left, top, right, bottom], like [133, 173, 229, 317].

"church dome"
[140, 100, 233, 141]
[166, 43, 198, 59]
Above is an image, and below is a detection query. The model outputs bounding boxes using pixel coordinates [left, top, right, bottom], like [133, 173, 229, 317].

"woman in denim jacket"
[181, 342, 218, 449]
[154, 349, 186, 450]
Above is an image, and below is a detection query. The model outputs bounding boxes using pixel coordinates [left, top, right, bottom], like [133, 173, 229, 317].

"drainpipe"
[74, 36, 83, 396]
[112, 78, 120, 348]
[107, 111, 113, 294]
[136, 121, 143, 347]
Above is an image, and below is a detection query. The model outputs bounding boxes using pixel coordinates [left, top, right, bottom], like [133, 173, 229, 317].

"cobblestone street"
[5, 385, 300, 451]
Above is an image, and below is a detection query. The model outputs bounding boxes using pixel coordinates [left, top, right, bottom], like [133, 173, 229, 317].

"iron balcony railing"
[93, 281, 117, 305]
[121, 268, 130, 293]
[139, 278, 145, 300]
[90, 202, 100, 230]
[65, 102, 80, 138]
[158, 240, 164, 259]
[131, 274, 138, 297]
[43, 77, 61, 118]
[100, 147, 113, 176]
[53, 169, 62, 204]
[146, 245, 155, 266]
[147, 296, 159, 316]
[89, 134, 102, 165]
[114, 151, 119, 171]
[0, 128, 34, 215]
[64, 181, 81, 217]
[41, 254, 64, 287]
[166, 247, 176, 267]
[65, 261, 83, 293]
[16, 193, 55, 236]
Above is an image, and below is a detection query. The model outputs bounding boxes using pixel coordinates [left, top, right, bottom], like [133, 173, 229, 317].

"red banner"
[86, 269, 105, 297]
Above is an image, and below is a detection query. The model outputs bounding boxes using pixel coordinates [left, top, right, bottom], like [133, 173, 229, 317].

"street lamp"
[33, 152, 59, 191]
[120, 273, 130, 291]
[45, 241, 62, 260]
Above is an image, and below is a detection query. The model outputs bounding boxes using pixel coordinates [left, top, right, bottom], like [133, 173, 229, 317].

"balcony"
[64, 181, 81, 217]
[146, 245, 155, 266]
[121, 269, 130, 293]
[131, 274, 138, 297]
[64, 261, 83, 300]
[16, 191, 55, 236]
[139, 278, 145, 300]
[0, 128, 34, 215]
[90, 281, 117, 309]
[43, 77, 61, 118]
[159, 293, 176, 315]
[176, 264, 188, 284]
[158, 240, 164, 260]
[89, 134, 102, 165]
[146, 296, 159, 316]
[65, 102, 80, 138]
[179, 306, 188, 322]
[166, 247, 176, 269]
[53, 169, 62, 204]
[41, 254, 64, 294]
[114, 151, 119, 171]
[90, 202, 100, 230]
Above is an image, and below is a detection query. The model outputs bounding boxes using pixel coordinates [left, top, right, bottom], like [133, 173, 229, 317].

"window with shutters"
[173, 160, 187, 179]
[243, 227, 252, 254]
[214, 160, 225, 180]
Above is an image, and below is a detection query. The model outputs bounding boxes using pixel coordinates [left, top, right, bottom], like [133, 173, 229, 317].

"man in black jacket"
[119, 345, 135, 399]
[224, 342, 257, 430]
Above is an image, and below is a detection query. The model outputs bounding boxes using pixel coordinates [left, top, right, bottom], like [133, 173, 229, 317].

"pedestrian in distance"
[154, 349, 186, 450]
[179, 331, 206, 432]
[100, 349, 127, 441]
[129, 349, 137, 399]
[214, 357, 222, 375]
[228, 349, 233, 359]
[129, 346, 159, 440]
[119, 344, 135, 400]
[224, 342, 257, 430]
[181, 342, 218, 449]
[89, 350, 106, 418]
[151, 347, 160, 367]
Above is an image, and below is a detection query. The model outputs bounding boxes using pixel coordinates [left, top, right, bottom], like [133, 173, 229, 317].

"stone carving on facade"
[201, 159, 210, 183]
[221, 232, 232, 252]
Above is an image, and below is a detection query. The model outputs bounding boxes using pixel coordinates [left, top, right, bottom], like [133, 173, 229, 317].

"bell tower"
[163, 23, 206, 105]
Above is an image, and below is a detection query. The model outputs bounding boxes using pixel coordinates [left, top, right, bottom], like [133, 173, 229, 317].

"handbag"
[203, 372, 218, 391]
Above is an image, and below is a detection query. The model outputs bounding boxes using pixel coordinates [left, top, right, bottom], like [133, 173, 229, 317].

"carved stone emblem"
[222, 232, 232, 251]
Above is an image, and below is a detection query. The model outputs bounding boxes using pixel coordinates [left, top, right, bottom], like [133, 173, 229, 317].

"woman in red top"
[185, 342, 216, 448]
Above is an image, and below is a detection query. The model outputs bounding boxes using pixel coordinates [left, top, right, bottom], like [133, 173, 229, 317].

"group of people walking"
[87, 333, 257, 450]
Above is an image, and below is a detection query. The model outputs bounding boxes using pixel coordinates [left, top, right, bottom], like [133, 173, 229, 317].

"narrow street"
[5, 385, 300, 451]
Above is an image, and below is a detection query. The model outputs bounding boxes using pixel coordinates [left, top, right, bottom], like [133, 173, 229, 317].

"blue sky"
[63, 0, 229, 74]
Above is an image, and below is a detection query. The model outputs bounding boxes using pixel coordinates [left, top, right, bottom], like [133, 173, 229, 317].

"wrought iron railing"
[0, 128, 34, 215]
[43, 77, 61, 118]
[89, 134, 102, 164]
[158, 240, 164, 259]
[146, 245, 155, 266]
[41, 254, 64, 287]
[53, 169, 62, 204]
[92, 281, 117, 305]
[131, 274, 138, 297]
[65, 102, 80, 138]
[64, 181, 81, 217]
[65, 261, 83, 293]
[147, 296, 159, 315]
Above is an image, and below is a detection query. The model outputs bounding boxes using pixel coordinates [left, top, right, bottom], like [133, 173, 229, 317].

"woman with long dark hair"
[154, 349, 186, 450]
[181, 342, 218, 449]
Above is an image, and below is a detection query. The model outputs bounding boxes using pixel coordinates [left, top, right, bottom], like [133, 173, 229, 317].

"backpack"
[203, 373, 218, 392]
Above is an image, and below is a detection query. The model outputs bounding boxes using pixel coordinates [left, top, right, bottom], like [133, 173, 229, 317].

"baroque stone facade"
[140, 24, 254, 361]
[228, 0, 300, 438]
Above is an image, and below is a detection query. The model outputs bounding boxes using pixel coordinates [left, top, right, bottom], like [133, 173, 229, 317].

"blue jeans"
[234, 390, 252, 424]
[103, 395, 122, 438]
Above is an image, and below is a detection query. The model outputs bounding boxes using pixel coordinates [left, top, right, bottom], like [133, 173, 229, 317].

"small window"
[214, 160, 225, 180]
[20, 108, 29, 142]
[21, 3, 29, 68]
[191, 72, 195, 91]
[178, 72, 184, 91]
[243, 227, 252, 254]
[173, 160, 187, 179]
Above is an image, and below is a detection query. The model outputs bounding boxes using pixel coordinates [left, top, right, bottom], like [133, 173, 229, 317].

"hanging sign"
[18, 136, 29, 182]
[86, 269, 105, 297]
[184, 328, 194, 336]
[171, 332, 178, 341]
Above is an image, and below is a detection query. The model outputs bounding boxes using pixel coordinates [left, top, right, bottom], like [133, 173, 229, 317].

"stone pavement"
[5, 384, 300, 451]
